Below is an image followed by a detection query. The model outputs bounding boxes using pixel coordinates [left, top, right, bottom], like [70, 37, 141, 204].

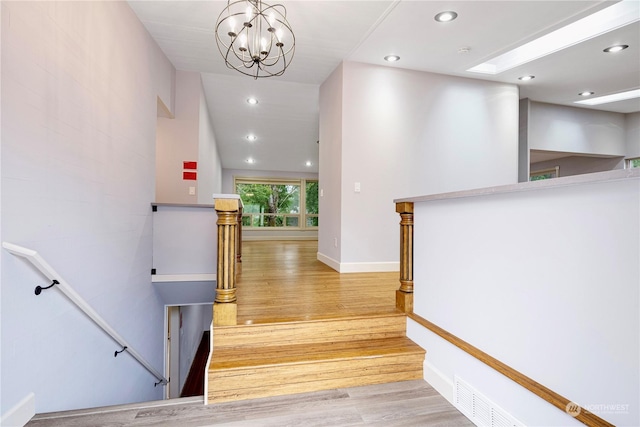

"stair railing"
[2, 242, 168, 387]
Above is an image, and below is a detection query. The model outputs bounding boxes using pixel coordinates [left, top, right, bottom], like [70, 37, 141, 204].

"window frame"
[234, 176, 318, 230]
[625, 157, 640, 169]
[529, 166, 559, 181]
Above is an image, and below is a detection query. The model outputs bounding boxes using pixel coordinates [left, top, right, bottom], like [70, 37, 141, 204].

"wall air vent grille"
[454, 376, 524, 427]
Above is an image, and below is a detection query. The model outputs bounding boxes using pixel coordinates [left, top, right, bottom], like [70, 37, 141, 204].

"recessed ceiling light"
[384, 55, 400, 62]
[305, 161, 312, 167]
[603, 44, 629, 53]
[518, 75, 535, 81]
[247, 97, 258, 105]
[434, 11, 458, 22]
[246, 158, 255, 164]
[246, 134, 257, 141]
[579, 91, 595, 96]
[574, 88, 640, 106]
[467, 1, 638, 75]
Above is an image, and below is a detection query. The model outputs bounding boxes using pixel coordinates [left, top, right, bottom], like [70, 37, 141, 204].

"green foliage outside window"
[236, 180, 318, 228]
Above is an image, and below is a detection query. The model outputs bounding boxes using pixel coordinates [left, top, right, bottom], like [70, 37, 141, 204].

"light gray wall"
[528, 101, 626, 156]
[152, 205, 217, 275]
[531, 155, 624, 177]
[322, 61, 518, 268]
[197, 85, 222, 203]
[318, 64, 344, 264]
[156, 71, 222, 204]
[1, 1, 174, 413]
[626, 112, 640, 159]
[156, 71, 201, 204]
[410, 174, 639, 426]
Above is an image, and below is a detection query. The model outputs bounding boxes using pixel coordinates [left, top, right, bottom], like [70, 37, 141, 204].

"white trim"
[338, 261, 399, 273]
[1, 392, 35, 427]
[316, 252, 399, 273]
[317, 252, 340, 272]
[424, 361, 455, 406]
[152, 274, 216, 283]
[243, 236, 318, 241]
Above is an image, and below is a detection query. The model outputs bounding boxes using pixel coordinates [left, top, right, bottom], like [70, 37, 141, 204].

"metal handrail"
[2, 242, 168, 387]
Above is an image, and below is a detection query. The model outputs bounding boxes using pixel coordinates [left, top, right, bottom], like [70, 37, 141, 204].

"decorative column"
[214, 197, 239, 326]
[396, 202, 414, 313]
[236, 205, 243, 264]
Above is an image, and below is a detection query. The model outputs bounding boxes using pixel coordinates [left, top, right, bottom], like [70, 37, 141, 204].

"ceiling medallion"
[215, 0, 295, 79]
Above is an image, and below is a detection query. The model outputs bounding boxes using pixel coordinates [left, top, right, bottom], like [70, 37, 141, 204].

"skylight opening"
[574, 89, 640, 106]
[467, 0, 639, 75]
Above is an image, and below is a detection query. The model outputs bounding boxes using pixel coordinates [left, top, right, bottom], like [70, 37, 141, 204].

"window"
[235, 177, 318, 229]
[626, 158, 640, 169]
[529, 167, 559, 181]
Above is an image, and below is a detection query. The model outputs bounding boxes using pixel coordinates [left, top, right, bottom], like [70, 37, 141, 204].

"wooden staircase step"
[207, 337, 425, 403]
[213, 312, 407, 348]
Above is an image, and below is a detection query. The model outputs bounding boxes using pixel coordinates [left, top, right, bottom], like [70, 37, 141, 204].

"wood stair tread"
[209, 337, 424, 371]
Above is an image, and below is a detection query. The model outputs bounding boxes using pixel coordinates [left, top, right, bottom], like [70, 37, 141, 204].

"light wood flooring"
[28, 379, 474, 426]
[234, 240, 400, 324]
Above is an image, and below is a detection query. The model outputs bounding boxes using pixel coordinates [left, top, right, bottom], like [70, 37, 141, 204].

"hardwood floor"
[235, 241, 400, 324]
[28, 380, 474, 426]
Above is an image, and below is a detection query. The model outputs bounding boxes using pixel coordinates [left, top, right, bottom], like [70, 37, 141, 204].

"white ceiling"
[128, 0, 640, 174]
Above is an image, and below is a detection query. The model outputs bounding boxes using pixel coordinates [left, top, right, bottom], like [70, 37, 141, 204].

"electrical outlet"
[354, 182, 361, 193]
[320, 189, 324, 197]
[333, 237, 338, 248]
[188, 186, 196, 195]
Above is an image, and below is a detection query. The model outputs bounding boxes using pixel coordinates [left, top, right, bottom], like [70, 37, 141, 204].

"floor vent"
[454, 376, 523, 427]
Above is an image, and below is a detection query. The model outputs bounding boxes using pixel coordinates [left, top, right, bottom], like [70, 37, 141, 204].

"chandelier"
[215, 0, 295, 79]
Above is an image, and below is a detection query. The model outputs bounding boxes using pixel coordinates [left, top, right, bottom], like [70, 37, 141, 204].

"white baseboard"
[243, 236, 318, 241]
[338, 261, 399, 273]
[424, 360, 455, 406]
[1, 393, 35, 427]
[317, 252, 340, 272]
[316, 252, 399, 273]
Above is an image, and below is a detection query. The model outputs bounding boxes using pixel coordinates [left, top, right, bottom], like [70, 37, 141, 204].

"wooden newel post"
[214, 198, 239, 326]
[396, 202, 414, 313]
[236, 206, 243, 263]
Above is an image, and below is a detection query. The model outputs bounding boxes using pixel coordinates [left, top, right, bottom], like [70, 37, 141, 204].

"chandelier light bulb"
[228, 17, 237, 34]
[239, 33, 247, 49]
[269, 11, 276, 27]
[245, 5, 252, 20]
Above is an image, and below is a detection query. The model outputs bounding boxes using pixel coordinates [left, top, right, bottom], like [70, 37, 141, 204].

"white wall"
[626, 112, 640, 159]
[528, 101, 626, 156]
[197, 85, 222, 204]
[1, 1, 175, 414]
[318, 64, 344, 265]
[318, 61, 518, 270]
[410, 173, 639, 426]
[156, 71, 222, 204]
[156, 71, 201, 204]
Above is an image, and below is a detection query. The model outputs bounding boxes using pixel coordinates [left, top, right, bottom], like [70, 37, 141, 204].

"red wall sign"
[183, 171, 197, 180]
[183, 161, 197, 170]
